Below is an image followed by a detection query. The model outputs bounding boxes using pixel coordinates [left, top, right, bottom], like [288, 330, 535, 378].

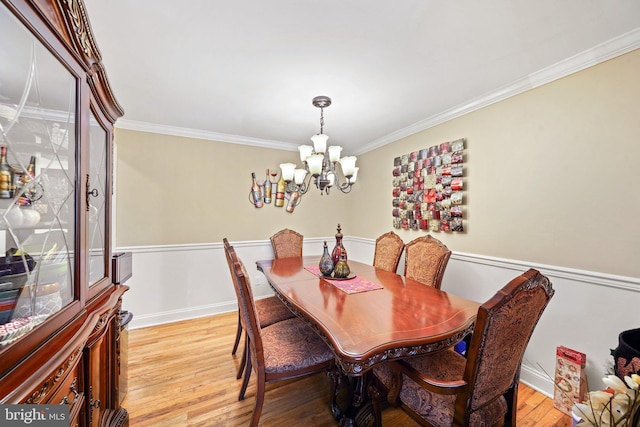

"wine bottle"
[270, 169, 278, 202]
[251, 172, 263, 208]
[275, 175, 286, 207]
[26, 155, 36, 177]
[21, 156, 36, 204]
[285, 190, 299, 213]
[0, 146, 12, 199]
[263, 168, 272, 204]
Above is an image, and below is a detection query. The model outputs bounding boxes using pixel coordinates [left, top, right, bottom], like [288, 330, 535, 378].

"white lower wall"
[117, 236, 639, 397]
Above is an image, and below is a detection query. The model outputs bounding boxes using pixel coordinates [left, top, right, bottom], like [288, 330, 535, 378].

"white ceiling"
[84, 1, 640, 155]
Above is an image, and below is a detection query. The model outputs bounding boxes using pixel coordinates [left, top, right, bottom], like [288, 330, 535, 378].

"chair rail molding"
[117, 236, 638, 396]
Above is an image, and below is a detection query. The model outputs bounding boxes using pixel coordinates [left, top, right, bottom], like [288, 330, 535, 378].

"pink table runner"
[304, 266, 383, 294]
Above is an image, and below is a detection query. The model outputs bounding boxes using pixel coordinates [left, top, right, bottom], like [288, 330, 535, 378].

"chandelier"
[280, 96, 358, 196]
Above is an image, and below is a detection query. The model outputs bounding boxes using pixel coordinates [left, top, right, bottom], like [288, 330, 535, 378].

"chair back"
[460, 268, 554, 424]
[223, 238, 239, 306]
[373, 231, 405, 272]
[223, 238, 243, 315]
[404, 235, 451, 288]
[270, 228, 303, 258]
[223, 241, 264, 368]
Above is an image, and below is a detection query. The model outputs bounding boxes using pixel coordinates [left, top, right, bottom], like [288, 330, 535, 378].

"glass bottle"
[270, 170, 278, 201]
[258, 179, 265, 202]
[263, 168, 272, 204]
[0, 146, 12, 199]
[319, 241, 334, 276]
[285, 190, 299, 213]
[275, 175, 286, 207]
[251, 172, 263, 208]
[20, 155, 36, 205]
[333, 251, 350, 278]
[331, 223, 347, 266]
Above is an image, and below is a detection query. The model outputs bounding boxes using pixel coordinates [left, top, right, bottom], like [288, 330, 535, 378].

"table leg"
[335, 373, 376, 427]
[328, 366, 344, 421]
[353, 375, 366, 407]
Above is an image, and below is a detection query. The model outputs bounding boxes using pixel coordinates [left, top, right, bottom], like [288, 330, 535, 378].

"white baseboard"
[129, 301, 237, 330]
[520, 362, 555, 399]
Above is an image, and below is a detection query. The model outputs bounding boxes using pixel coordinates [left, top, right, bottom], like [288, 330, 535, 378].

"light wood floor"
[122, 312, 571, 426]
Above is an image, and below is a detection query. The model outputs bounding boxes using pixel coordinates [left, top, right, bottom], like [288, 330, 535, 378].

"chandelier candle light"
[280, 96, 358, 198]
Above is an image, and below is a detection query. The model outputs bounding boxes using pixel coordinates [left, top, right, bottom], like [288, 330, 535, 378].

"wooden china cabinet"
[0, 0, 127, 426]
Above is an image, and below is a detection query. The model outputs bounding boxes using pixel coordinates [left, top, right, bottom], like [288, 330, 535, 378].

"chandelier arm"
[298, 172, 312, 195]
[337, 183, 352, 194]
[333, 169, 353, 193]
[335, 166, 347, 183]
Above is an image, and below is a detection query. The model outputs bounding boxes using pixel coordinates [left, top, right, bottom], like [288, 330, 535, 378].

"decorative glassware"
[331, 223, 347, 266]
[333, 251, 350, 278]
[319, 241, 334, 276]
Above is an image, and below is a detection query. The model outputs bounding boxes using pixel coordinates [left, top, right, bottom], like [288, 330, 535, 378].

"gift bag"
[553, 346, 588, 416]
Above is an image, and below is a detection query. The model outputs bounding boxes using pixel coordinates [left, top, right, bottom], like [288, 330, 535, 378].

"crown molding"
[353, 27, 640, 156]
[114, 119, 300, 151]
[114, 28, 640, 156]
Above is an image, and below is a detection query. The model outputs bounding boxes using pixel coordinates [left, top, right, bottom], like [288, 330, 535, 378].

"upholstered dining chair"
[370, 268, 555, 427]
[373, 231, 405, 273]
[270, 228, 303, 259]
[223, 239, 295, 380]
[225, 243, 336, 426]
[404, 235, 452, 289]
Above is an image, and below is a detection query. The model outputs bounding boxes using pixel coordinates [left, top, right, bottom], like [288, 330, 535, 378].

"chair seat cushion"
[262, 318, 334, 374]
[373, 349, 507, 426]
[256, 296, 295, 328]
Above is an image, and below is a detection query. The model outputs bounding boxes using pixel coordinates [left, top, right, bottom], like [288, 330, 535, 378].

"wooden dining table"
[256, 256, 480, 425]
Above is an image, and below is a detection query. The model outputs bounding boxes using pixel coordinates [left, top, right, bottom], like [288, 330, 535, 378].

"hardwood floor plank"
[122, 312, 571, 426]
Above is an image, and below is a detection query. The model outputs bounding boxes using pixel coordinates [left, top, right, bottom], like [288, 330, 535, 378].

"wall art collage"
[392, 138, 465, 232]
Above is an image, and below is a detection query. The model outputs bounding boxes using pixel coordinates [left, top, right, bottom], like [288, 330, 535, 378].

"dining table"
[256, 256, 480, 426]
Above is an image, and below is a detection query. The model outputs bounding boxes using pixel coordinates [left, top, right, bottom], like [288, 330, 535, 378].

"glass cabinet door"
[0, 3, 77, 345]
[88, 111, 108, 287]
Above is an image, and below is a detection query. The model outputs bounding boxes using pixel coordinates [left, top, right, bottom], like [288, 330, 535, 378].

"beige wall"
[350, 49, 640, 278]
[114, 129, 353, 246]
[115, 49, 639, 277]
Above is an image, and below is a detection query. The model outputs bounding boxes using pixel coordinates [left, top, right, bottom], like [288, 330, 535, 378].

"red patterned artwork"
[392, 138, 465, 232]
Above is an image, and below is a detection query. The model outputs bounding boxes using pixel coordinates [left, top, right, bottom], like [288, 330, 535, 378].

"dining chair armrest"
[393, 359, 469, 396]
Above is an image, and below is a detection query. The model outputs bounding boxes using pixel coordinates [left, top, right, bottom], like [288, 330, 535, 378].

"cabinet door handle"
[60, 377, 78, 405]
[70, 378, 78, 398]
[85, 174, 99, 211]
[88, 385, 101, 424]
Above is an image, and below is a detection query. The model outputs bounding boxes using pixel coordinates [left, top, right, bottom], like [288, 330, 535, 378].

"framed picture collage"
[392, 138, 465, 232]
